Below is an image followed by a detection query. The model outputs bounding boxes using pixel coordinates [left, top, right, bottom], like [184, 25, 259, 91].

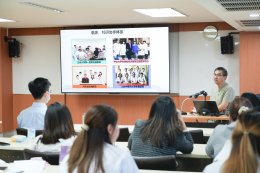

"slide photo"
[72, 65, 107, 88]
[113, 37, 150, 63]
[113, 65, 150, 88]
[71, 38, 106, 64]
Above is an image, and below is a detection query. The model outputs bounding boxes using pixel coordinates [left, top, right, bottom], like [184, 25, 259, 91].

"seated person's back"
[17, 77, 51, 130]
[205, 97, 253, 158]
[60, 104, 138, 173]
[32, 102, 76, 152]
[128, 96, 193, 156]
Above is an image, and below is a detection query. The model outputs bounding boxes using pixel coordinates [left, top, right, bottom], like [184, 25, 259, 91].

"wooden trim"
[9, 27, 60, 36]
[8, 22, 234, 36]
[178, 22, 235, 32]
[0, 28, 13, 132]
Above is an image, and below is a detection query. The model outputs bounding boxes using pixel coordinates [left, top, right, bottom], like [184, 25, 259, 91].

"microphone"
[189, 91, 205, 99]
[202, 91, 208, 96]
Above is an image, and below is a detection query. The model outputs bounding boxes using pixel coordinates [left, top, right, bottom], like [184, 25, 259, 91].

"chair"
[176, 156, 213, 172]
[189, 129, 205, 144]
[23, 149, 59, 165]
[133, 155, 177, 171]
[117, 128, 130, 142]
[16, 128, 43, 136]
[0, 149, 24, 163]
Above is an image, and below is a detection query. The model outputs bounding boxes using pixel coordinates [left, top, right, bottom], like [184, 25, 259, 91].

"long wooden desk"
[182, 115, 229, 123]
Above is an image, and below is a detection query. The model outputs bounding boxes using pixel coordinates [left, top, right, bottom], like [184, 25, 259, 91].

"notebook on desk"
[193, 100, 221, 116]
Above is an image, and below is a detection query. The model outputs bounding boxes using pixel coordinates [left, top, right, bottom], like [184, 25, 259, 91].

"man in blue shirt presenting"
[17, 77, 51, 130]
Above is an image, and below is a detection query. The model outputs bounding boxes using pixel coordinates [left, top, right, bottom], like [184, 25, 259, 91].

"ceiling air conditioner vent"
[217, 0, 260, 11]
[238, 20, 260, 27]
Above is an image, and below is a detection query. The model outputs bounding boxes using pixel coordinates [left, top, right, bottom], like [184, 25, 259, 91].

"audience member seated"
[32, 102, 76, 152]
[59, 104, 138, 173]
[203, 108, 260, 173]
[241, 92, 260, 108]
[128, 96, 193, 156]
[205, 97, 252, 158]
[17, 77, 51, 130]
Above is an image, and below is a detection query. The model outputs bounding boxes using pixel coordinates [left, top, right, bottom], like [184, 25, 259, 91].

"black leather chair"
[117, 128, 130, 142]
[133, 155, 177, 171]
[189, 129, 205, 144]
[16, 128, 43, 136]
[23, 149, 59, 165]
[0, 149, 24, 163]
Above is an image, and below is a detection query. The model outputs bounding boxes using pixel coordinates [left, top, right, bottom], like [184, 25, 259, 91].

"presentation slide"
[60, 27, 169, 93]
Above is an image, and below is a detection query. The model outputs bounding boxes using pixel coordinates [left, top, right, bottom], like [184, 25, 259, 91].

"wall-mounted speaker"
[220, 35, 234, 54]
[8, 39, 20, 58]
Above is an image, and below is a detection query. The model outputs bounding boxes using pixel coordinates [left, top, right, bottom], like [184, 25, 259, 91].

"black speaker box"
[220, 35, 234, 54]
[8, 39, 20, 58]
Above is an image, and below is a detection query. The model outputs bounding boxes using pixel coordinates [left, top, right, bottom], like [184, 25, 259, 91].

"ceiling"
[0, 0, 259, 31]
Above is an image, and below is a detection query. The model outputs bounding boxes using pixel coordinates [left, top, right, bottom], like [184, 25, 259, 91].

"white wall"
[12, 35, 61, 94]
[12, 31, 240, 95]
[178, 30, 239, 96]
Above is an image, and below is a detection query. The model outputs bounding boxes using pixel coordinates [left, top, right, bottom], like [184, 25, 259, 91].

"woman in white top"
[203, 108, 260, 173]
[59, 104, 139, 173]
[33, 102, 76, 152]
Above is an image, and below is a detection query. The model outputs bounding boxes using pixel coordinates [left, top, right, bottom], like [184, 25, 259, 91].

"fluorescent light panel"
[20, 2, 64, 13]
[249, 13, 259, 18]
[134, 8, 186, 17]
[0, 18, 15, 22]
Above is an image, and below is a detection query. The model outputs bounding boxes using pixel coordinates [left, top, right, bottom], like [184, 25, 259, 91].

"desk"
[75, 124, 214, 137]
[42, 165, 200, 173]
[115, 142, 209, 158]
[0, 137, 34, 150]
[182, 115, 229, 123]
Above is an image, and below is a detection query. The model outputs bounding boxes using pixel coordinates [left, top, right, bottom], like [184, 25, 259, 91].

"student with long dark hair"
[128, 96, 193, 156]
[33, 102, 76, 152]
[60, 104, 138, 173]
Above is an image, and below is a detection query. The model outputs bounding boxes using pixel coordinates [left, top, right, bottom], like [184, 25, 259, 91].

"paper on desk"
[6, 160, 46, 173]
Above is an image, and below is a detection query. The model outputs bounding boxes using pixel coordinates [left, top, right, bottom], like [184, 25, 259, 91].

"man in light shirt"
[210, 67, 235, 113]
[17, 77, 51, 130]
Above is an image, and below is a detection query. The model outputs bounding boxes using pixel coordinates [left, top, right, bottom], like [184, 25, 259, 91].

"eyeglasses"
[213, 73, 223, 77]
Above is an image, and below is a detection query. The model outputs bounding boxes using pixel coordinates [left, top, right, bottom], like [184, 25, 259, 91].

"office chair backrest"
[16, 128, 43, 137]
[117, 127, 130, 142]
[23, 149, 59, 165]
[133, 155, 177, 171]
[189, 129, 205, 144]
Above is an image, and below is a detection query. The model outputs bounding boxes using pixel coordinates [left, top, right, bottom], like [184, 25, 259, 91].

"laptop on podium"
[193, 100, 221, 116]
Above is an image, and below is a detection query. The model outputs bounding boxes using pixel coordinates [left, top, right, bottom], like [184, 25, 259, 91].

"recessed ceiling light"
[20, 2, 64, 13]
[258, 26, 260, 30]
[249, 13, 259, 18]
[0, 18, 15, 22]
[133, 8, 186, 17]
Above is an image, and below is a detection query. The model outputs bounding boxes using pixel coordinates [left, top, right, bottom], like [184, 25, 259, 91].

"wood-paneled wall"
[0, 28, 13, 132]
[240, 32, 260, 94]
